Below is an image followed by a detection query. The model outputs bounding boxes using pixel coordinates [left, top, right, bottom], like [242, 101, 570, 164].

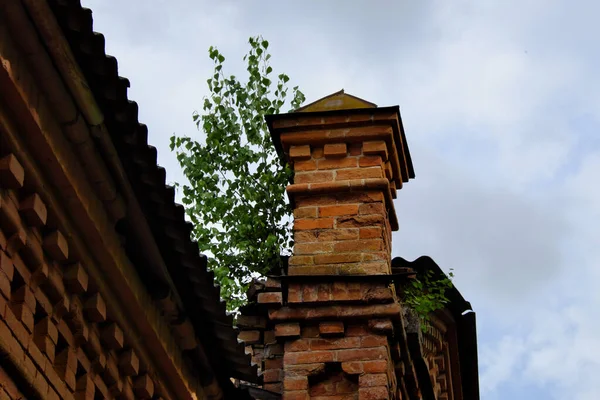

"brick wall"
[289, 142, 393, 277]
[239, 280, 404, 400]
[0, 154, 159, 399]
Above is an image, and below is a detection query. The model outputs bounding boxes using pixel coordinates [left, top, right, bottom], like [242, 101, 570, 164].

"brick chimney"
[272, 90, 414, 277]
[238, 90, 416, 400]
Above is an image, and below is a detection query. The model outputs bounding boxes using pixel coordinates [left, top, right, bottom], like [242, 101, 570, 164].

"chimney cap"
[266, 92, 416, 182]
[294, 89, 377, 113]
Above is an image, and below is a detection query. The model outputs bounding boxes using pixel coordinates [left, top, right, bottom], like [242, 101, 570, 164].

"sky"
[81, 1, 600, 398]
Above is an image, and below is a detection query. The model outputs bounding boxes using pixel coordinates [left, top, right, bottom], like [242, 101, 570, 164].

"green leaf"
[170, 35, 305, 312]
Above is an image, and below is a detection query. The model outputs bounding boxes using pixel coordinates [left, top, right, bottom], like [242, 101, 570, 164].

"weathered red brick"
[361, 335, 388, 348]
[6, 229, 27, 256]
[358, 385, 389, 399]
[359, 227, 383, 239]
[258, 292, 282, 305]
[0, 230, 6, 252]
[118, 349, 139, 376]
[285, 339, 310, 352]
[294, 160, 317, 171]
[19, 194, 47, 227]
[47, 388, 61, 400]
[359, 203, 386, 216]
[262, 369, 283, 383]
[299, 228, 358, 242]
[311, 337, 360, 351]
[317, 157, 358, 170]
[238, 330, 261, 344]
[334, 239, 382, 253]
[323, 143, 347, 158]
[336, 167, 383, 181]
[363, 141, 388, 160]
[336, 215, 385, 228]
[359, 374, 389, 388]
[43, 231, 68, 262]
[55, 346, 78, 373]
[282, 390, 309, 400]
[319, 322, 344, 336]
[288, 256, 314, 266]
[283, 377, 308, 391]
[133, 375, 154, 398]
[294, 242, 333, 255]
[294, 218, 334, 231]
[313, 253, 362, 264]
[34, 316, 58, 344]
[284, 350, 334, 365]
[265, 357, 283, 370]
[289, 145, 311, 160]
[362, 252, 389, 262]
[0, 155, 25, 189]
[337, 347, 388, 362]
[275, 323, 301, 338]
[0, 252, 14, 282]
[302, 285, 318, 302]
[346, 325, 368, 337]
[359, 155, 383, 167]
[363, 360, 388, 373]
[100, 323, 124, 350]
[341, 361, 364, 375]
[33, 334, 55, 362]
[0, 272, 12, 300]
[9, 303, 34, 333]
[294, 195, 337, 207]
[284, 363, 326, 379]
[83, 293, 106, 323]
[317, 283, 330, 301]
[294, 207, 317, 219]
[318, 205, 358, 217]
[295, 171, 334, 184]
[28, 332, 48, 367]
[236, 315, 267, 329]
[288, 284, 303, 303]
[265, 278, 282, 291]
[269, 303, 400, 321]
[264, 383, 283, 393]
[76, 373, 95, 399]
[64, 263, 88, 294]
[384, 162, 393, 180]
[368, 319, 393, 334]
[12, 285, 36, 311]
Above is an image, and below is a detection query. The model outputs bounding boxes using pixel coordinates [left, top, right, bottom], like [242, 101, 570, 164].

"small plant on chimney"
[403, 269, 454, 329]
[170, 36, 305, 311]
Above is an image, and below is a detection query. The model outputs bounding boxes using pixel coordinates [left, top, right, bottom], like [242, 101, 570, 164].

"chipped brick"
[0, 155, 25, 189]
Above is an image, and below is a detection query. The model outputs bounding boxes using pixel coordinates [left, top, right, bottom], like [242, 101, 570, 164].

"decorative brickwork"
[0, 154, 163, 399]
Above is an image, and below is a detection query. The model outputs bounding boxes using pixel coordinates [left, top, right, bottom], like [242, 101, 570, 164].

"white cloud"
[81, 1, 600, 398]
[480, 335, 527, 394]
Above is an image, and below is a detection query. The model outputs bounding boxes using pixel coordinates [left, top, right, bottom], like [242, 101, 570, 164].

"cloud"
[81, 1, 600, 398]
[391, 147, 568, 310]
[480, 335, 527, 394]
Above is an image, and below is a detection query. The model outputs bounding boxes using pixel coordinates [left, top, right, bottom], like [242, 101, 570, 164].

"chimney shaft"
[267, 91, 414, 276]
